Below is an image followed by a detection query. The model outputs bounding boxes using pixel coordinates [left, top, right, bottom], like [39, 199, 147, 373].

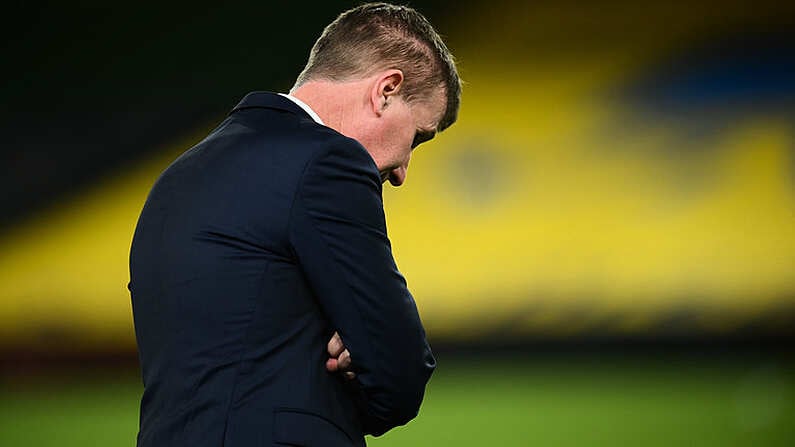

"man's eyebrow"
[411, 129, 436, 149]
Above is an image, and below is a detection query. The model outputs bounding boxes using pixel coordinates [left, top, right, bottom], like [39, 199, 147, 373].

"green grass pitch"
[1, 355, 793, 446]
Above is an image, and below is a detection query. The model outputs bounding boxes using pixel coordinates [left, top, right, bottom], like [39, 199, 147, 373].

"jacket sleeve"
[288, 136, 436, 436]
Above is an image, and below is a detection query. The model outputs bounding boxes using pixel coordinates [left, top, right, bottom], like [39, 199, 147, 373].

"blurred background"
[1, 0, 794, 445]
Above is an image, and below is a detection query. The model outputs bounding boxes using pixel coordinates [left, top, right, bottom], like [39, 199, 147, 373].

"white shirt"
[278, 93, 325, 125]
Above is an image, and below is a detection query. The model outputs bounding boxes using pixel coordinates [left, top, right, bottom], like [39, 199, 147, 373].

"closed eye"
[411, 130, 436, 149]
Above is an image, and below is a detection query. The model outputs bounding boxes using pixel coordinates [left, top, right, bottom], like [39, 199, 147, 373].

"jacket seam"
[273, 407, 356, 443]
[219, 261, 272, 446]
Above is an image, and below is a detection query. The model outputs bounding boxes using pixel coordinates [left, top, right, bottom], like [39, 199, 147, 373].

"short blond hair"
[295, 2, 461, 131]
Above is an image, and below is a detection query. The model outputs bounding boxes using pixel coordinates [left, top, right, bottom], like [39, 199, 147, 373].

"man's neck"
[279, 93, 324, 125]
[290, 79, 370, 136]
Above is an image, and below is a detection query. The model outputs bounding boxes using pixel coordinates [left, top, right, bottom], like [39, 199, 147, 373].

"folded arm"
[288, 137, 436, 436]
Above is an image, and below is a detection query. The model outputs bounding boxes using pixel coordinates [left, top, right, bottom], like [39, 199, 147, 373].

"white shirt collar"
[278, 93, 325, 125]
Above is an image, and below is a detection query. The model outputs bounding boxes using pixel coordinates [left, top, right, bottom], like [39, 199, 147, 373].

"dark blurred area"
[0, 1, 458, 228]
[0, 2, 448, 229]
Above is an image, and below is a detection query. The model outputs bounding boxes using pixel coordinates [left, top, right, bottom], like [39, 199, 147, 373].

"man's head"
[291, 2, 461, 186]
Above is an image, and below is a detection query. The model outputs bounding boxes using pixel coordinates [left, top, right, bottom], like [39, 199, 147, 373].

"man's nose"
[388, 165, 407, 186]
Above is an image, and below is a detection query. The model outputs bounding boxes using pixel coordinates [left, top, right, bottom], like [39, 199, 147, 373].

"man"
[129, 3, 461, 446]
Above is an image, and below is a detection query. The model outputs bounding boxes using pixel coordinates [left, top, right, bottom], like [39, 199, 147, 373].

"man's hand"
[326, 332, 356, 380]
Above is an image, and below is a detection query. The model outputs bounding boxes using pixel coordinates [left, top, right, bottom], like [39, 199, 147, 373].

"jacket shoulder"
[299, 125, 376, 172]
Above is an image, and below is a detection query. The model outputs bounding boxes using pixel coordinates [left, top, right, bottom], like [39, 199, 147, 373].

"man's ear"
[370, 69, 404, 116]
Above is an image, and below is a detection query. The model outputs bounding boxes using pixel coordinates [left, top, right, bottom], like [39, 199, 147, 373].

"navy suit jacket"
[129, 92, 436, 447]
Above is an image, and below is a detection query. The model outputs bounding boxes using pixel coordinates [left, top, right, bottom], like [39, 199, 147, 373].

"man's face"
[363, 90, 446, 186]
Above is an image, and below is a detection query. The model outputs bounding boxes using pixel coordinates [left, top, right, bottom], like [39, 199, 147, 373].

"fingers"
[325, 332, 356, 380]
[337, 349, 351, 370]
[326, 357, 339, 372]
[327, 332, 345, 357]
[336, 349, 355, 380]
[326, 332, 350, 370]
[324, 349, 352, 371]
[328, 361, 356, 380]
